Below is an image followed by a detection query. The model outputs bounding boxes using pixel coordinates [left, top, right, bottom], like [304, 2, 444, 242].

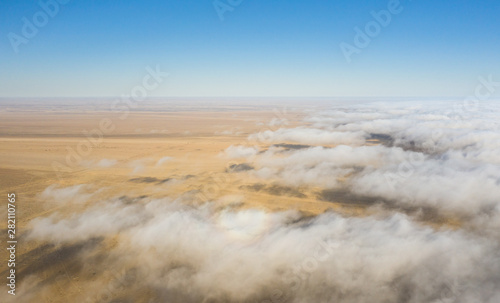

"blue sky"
[0, 0, 499, 98]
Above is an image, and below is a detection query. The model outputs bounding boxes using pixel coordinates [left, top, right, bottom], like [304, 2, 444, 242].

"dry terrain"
[0, 101, 463, 302]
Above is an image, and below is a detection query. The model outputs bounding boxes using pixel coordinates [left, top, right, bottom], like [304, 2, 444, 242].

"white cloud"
[156, 156, 173, 167]
[224, 145, 259, 159]
[27, 196, 500, 302]
[249, 127, 367, 146]
[39, 184, 94, 204]
[97, 158, 117, 168]
[241, 100, 500, 234]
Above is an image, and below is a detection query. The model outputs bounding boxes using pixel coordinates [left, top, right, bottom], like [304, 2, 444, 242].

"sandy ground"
[0, 108, 363, 223]
[0, 107, 341, 302]
[0, 105, 455, 302]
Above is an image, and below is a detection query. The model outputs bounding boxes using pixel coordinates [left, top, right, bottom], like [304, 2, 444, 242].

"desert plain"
[0, 99, 498, 303]
[0, 100, 354, 302]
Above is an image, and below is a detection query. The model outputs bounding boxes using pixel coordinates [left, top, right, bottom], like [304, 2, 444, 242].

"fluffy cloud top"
[26, 196, 500, 303]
